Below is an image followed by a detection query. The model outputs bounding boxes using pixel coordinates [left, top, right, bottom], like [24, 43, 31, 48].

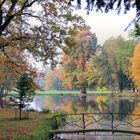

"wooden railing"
[49, 112, 140, 135]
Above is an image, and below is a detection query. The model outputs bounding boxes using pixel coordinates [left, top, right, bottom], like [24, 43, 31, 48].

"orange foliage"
[61, 26, 97, 90]
[0, 45, 38, 90]
[131, 42, 140, 89]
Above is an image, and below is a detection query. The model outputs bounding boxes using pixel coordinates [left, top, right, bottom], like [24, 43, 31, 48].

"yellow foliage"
[131, 41, 140, 89]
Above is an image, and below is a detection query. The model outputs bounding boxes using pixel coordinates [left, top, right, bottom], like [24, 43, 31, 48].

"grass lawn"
[0, 108, 47, 140]
[36, 90, 111, 95]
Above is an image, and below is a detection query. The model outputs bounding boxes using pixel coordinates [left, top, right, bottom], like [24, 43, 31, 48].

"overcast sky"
[74, 8, 136, 45]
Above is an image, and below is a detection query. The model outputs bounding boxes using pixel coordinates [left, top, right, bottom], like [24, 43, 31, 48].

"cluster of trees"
[0, 0, 140, 110]
[0, 45, 37, 107]
[60, 26, 98, 93]
[44, 31, 140, 93]
[0, 1, 83, 106]
[92, 37, 136, 92]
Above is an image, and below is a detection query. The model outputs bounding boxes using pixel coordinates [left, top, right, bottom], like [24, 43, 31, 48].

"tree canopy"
[0, 0, 83, 67]
[60, 26, 98, 93]
[92, 37, 136, 92]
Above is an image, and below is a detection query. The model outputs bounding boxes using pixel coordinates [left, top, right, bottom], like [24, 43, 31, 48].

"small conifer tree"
[10, 73, 35, 120]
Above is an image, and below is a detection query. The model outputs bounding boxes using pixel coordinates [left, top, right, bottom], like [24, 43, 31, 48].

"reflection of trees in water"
[117, 99, 137, 120]
[95, 96, 109, 113]
[58, 95, 110, 113]
[52, 95, 64, 105]
[44, 95, 139, 119]
[81, 96, 88, 112]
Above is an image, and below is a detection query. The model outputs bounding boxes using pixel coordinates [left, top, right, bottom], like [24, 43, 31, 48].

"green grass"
[36, 90, 111, 95]
[0, 109, 66, 140]
[0, 109, 47, 140]
[10, 90, 111, 96]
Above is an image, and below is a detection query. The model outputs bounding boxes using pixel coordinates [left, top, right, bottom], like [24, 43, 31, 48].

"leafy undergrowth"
[0, 108, 49, 140]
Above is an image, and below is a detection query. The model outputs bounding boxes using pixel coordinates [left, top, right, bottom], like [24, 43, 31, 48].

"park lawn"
[0, 108, 46, 140]
[36, 90, 111, 95]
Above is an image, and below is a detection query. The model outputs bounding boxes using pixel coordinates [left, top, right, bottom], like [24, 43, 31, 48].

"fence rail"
[49, 112, 140, 135]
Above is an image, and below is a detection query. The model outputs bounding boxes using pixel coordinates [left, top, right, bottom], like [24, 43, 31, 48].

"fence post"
[82, 113, 85, 135]
[111, 113, 114, 134]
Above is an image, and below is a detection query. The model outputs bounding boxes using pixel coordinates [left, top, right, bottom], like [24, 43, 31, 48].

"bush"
[46, 111, 66, 130]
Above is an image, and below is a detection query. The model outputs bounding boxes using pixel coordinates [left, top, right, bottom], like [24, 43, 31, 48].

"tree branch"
[0, 0, 6, 8]
[0, 0, 18, 35]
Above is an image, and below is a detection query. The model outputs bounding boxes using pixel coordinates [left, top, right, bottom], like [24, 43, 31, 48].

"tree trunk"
[81, 87, 87, 94]
[19, 105, 22, 120]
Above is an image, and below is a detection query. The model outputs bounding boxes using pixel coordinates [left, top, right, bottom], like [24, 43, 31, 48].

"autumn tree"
[92, 37, 136, 92]
[0, 0, 83, 67]
[61, 26, 97, 93]
[131, 41, 140, 90]
[0, 0, 83, 106]
[0, 43, 38, 108]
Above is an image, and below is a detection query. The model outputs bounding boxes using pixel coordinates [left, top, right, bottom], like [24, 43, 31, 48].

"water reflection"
[30, 95, 140, 140]
[30, 95, 139, 115]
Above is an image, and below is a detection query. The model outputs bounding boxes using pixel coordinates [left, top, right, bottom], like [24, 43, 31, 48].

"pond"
[30, 94, 140, 140]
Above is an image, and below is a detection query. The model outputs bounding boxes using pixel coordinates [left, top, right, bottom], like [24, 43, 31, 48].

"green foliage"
[12, 73, 35, 106]
[14, 111, 66, 140]
[14, 128, 51, 140]
[10, 73, 36, 119]
[129, 22, 140, 40]
[46, 111, 66, 130]
[116, 40, 136, 74]
[15, 73, 34, 94]
[92, 37, 136, 92]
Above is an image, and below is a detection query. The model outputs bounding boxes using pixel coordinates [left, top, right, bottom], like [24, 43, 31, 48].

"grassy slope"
[0, 109, 46, 140]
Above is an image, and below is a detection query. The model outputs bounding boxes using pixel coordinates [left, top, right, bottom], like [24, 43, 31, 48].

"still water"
[30, 94, 140, 140]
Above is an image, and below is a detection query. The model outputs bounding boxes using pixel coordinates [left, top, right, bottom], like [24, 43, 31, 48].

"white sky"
[74, 9, 136, 45]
